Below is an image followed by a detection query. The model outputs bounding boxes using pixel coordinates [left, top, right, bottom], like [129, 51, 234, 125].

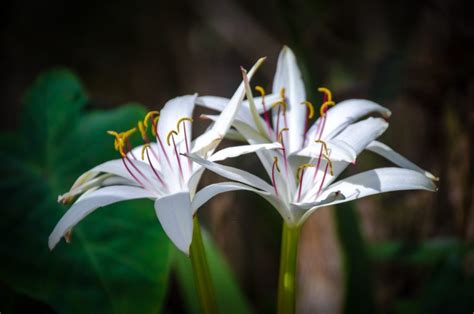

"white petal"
[272, 46, 306, 153]
[366, 141, 439, 181]
[295, 139, 357, 162]
[49, 186, 154, 250]
[155, 192, 193, 255]
[209, 143, 282, 162]
[191, 181, 283, 215]
[186, 153, 274, 193]
[305, 99, 392, 144]
[191, 57, 266, 155]
[297, 167, 437, 224]
[334, 117, 388, 154]
[197, 94, 280, 114]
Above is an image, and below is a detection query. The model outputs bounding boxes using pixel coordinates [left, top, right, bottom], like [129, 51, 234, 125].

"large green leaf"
[0, 69, 173, 313]
[174, 230, 252, 314]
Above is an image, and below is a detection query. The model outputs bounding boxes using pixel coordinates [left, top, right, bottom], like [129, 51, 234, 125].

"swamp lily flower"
[190, 46, 438, 227]
[49, 57, 281, 254]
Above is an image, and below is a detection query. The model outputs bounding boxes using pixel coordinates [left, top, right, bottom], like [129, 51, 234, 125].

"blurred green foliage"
[0, 69, 253, 313]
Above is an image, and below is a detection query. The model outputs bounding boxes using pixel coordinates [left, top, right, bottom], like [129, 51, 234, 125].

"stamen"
[138, 121, 149, 142]
[319, 101, 335, 117]
[312, 139, 329, 182]
[317, 87, 333, 102]
[152, 116, 160, 137]
[278, 128, 290, 174]
[314, 140, 329, 155]
[166, 130, 185, 183]
[144, 111, 160, 127]
[316, 154, 334, 198]
[300, 101, 315, 119]
[142, 143, 167, 188]
[255, 85, 273, 135]
[271, 157, 280, 197]
[296, 164, 316, 202]
[176, 117, 193, 171]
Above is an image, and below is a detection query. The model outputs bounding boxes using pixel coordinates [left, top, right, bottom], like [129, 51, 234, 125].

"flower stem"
[277, 222, 301, 314]
[189, 216, 218, 314]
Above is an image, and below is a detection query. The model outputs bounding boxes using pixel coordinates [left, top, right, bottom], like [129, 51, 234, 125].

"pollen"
[141, 143, 151, 160]
[255, 85, 266, 97]
[314, 139, 329, 156]
[297, 164, 316, 180]
[138, 121, 148, 141]
[319, 101, 335, 117]
[166, 130, 178, 146]
[322, 154, 334, 176]
[176, 117, 193, 133]
[273, 156, 281, 173]
[143, 111, 160, 127]
[278, 128, 289, 143]
[301, 101, 315, 119]
[317, 87, 333, 102]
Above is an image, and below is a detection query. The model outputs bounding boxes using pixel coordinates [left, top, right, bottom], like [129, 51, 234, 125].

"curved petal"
[335, 117, 388, 154]
[197, 94, 280, 114]
[192, 57, 266, 156]
[272, 46, 306, 153]
[305, 99, 392, 144]
[192, 181, 283, 215]
[366, 141, 439, 181]
[209, 143, 282, 162]
[155, 192, 193, 255]
[297, 167, 437, 224]
[49, 186, 154, 250]
[295, 139, 357, 162]
[186, 153, 274, 193]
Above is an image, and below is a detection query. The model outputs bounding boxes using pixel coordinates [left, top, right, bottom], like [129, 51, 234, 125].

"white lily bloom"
[190, 46, 438, 226]
[49, 57, 281, 255]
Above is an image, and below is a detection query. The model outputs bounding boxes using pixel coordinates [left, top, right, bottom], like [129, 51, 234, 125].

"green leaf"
[0, 69, 173, 313]
[174, 230, 251, 314]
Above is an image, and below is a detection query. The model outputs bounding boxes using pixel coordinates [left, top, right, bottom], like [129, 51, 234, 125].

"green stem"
[277, 222, 302, 314]
[189, 216, 218, 314]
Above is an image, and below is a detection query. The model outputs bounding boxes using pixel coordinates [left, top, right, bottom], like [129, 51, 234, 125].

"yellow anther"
[297, 164, 316, 180]
[255, 85, 266, 97]
[319, 101, 335, 117]
[301, 101, 315, 119]
[107, 130, 120, 137]
[317, 87, 333, 102]
[271, 88, 288, 110]
[322, 154, 334, 176]
[273, 156, 281, 173]
[278, 128, 289, 143]
[151, 116, 160, 136]
[121, 127, 137, 139]
[144, 111, 159, 127]
[141, 143, 151, 160]
[166, 130, 178, 146]
[314, 139, 329, 156]
[176, 117, 193, 133]
[107, 128, 136, 157]
[280, 87, 286, 100]
[138, 121, 148, 141]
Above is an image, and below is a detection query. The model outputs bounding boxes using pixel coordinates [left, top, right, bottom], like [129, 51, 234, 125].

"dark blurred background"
[1, 0, 473, 313]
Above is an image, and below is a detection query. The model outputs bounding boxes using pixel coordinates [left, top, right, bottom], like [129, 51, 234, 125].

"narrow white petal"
[272, 46, 307, 153]
[186, 153, 274, 193]
[295, 139, 357, 162]
[197, 94, 280, 114]
[366, 141, 439, 181]
[297, 167, 437, 224]
[191, 57, 266, 156]
[334, 117, 388, 154]
[209, 143, 282, 162]
[49, 186, 154, 250]
[305, 99, 392, 144]
[192, 181, 283, 215]
[155, 192, 193, 255]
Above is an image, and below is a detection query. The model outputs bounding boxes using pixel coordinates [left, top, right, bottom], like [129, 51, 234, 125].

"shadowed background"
[1, 0, 473, 313]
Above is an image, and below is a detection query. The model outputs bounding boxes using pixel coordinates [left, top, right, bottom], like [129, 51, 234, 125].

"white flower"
[48, 57, 280, 255]
[189, 46, 438, 226]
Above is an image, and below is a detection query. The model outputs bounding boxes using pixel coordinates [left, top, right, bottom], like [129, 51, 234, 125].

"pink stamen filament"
[153, 121, 172, 167]
[126, 138, 137, 160]
[297, 169, 305, 202]
[122, 158, 145, 188]
[145, 148, 167, 189]
[171, 134, 185, 183]
[261, 98, 273, 138]
[312, 145, 324, 181]
[271, 162, 279, 197]
[182, 122, 192, 171]
[275, 106, 282, 141]
[125, 156, 156, 190]
[316, 162, 330, 198]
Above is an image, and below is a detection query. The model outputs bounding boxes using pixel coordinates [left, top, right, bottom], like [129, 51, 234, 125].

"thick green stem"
[189, 216, 218, 314]
[277, 222, 302, 314]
